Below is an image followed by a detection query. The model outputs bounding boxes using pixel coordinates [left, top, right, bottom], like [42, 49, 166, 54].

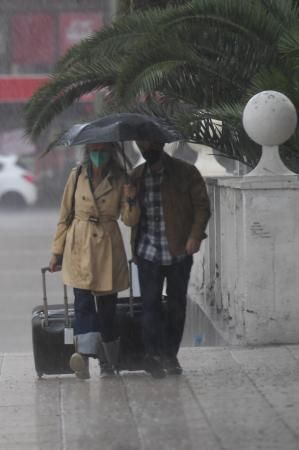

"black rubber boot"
[102, 338, 120, 373]
[97, 339, 115, 377]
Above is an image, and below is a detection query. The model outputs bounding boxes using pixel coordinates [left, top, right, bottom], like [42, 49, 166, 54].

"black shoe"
[99, 363, 115, 378]
[164, 357, 183, 375]
[144, 355, 166, 379]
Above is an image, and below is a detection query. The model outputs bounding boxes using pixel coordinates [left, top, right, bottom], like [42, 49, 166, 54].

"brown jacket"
[130, 153, 211, 257]
[52, 166, 140, 293]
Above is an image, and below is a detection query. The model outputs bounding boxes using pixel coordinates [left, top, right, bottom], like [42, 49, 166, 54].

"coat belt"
[74, 214, 117, 224]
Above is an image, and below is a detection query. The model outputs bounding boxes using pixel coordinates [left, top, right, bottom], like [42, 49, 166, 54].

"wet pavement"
[1, 210, 299, 449]
[1, 345, 299, 450]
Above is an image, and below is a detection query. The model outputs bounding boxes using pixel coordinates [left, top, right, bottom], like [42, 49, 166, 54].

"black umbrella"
[57, 113, 182, 147]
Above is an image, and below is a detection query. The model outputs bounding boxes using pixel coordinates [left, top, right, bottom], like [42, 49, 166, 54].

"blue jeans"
[73, 289, 117, 343]
[136, 256, 193, 358]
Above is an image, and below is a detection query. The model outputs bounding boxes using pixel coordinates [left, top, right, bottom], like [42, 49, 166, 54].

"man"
[129, 141, 211, 378]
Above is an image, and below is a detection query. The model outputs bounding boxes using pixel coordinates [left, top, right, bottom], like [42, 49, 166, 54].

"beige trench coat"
[51, 166, 140, 294]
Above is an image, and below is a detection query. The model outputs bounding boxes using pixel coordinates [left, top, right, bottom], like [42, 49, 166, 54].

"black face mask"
[142, 150, 162, 166]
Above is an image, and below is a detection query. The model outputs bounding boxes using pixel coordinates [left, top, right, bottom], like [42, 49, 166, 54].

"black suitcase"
[117, 296, 146, 371]
[32, 263, 166, 376]
[32, 267, 75, 378]
[116, 261, 167, 372]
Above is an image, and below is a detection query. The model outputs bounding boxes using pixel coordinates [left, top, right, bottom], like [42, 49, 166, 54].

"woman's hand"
[123, 184, 137, 199]
[49, 254, 62, 272]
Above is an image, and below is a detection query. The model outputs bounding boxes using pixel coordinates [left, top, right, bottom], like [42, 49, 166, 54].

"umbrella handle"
[120, 142, 133, 210]
[120, 142, 128, 179]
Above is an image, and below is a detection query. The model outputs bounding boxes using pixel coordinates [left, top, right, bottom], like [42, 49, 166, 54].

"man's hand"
[185, 238, 202, 255]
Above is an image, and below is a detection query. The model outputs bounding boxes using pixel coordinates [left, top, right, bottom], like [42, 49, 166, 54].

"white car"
[0, 155, 38, 207]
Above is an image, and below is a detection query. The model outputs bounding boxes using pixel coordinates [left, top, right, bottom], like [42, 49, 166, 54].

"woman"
[49, 142, 139, 379]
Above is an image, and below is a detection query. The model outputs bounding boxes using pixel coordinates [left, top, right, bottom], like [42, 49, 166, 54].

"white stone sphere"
[242, 91, 297, 146]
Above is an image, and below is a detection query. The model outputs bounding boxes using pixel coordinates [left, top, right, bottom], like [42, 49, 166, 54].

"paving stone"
[0, 347, 298, 450]
[61, 374, 141, 450]
[180, 348, 299, 450]
[286, 345, 299, 361]
[231, 346, 299, 439]
[122, 372, 222, 450]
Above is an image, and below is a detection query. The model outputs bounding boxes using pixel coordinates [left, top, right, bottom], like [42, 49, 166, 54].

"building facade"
[0, 0, 117, 203]
[0, 0, 116, 140]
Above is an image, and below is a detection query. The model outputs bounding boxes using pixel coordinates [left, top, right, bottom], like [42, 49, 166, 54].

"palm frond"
[25, 61, 119, 139]
[259, 0, 299, 24]
[172, 106, 260, 167]
[54, 8, 174, 72]
[247, 68, 298, 102]
[279, 26, 299, 73]
[24, 0, 299, 174]
[117, 30, 249, 106]
[171, 0, 280, 43]
[208, 102, 243, 127]
[114, 0, 286, 106]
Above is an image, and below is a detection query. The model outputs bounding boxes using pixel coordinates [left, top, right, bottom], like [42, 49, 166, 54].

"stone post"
[189, 91, 299, 345]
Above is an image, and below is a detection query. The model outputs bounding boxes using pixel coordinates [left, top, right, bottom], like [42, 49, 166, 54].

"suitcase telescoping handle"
[41, 267, 71, 327]
[128, 260, 134, 318]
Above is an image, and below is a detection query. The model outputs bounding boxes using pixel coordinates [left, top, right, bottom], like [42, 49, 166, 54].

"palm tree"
[25, 0, 299, 169]
[118, 0, 187, 15]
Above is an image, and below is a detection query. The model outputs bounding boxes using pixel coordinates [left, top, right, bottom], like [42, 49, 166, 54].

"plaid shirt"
[137, 165, 185, 265]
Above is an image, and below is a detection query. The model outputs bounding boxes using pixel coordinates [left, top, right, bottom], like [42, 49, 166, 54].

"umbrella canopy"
[57, 113, 182, 147]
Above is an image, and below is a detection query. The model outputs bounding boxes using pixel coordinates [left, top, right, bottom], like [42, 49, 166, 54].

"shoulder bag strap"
[66, 165, 82, 227]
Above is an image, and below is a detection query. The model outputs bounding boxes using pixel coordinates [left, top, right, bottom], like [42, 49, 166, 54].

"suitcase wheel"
[37, 372, 43, 379]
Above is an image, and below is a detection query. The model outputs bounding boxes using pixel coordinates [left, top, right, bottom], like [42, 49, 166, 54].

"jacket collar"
[133, 152, 173, 180]
[83, 165, 113, 199]
[133, 152, 191, 192]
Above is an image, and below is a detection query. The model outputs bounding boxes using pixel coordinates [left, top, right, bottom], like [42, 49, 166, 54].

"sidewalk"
[0, 345, 298, 450]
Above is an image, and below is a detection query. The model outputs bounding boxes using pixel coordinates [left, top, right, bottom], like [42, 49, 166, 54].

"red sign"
[0, 76, 97, 103]
[59, 13, 103, 56]
[12, 14, 54, 65]
[0, 76, 48, 102]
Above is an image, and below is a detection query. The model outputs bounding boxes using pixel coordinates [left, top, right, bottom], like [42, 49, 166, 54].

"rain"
[0, 1, 299, 449]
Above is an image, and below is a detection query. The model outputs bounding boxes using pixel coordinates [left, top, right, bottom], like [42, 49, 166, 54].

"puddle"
[181, 298, 227, 347]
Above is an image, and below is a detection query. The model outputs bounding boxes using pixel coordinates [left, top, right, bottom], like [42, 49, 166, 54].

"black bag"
[32, 263, 166, 376]
[32, 267, 75, 378]
[116, 261, 167, 371]
[117, 296, 146, 371]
